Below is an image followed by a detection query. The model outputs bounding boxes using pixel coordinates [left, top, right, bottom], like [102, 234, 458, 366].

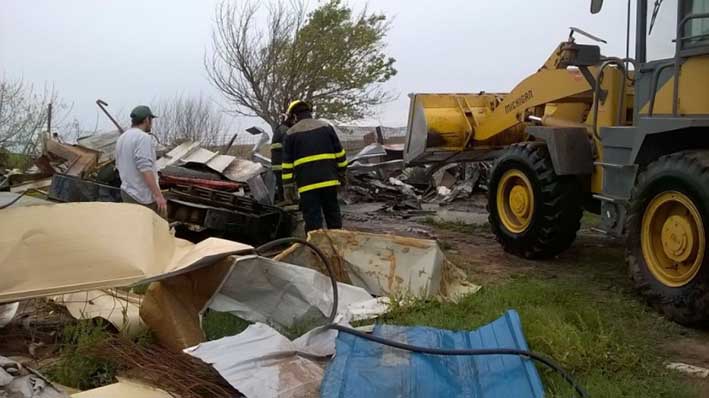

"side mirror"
[591, 0, 604, 14]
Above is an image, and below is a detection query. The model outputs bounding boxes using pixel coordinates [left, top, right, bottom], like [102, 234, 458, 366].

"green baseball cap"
[130, 105, 158, 121]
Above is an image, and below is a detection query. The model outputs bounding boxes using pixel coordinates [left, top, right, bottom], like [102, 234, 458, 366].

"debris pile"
[0, 201, 481, 397]
[1, 124, 297, 245]
[0, 355, 67, 398]
[345, 142, 490, 209]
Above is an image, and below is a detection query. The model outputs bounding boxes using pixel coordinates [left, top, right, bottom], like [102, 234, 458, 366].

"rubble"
[0, 356, 68, 398]
[156, 140, 273, 205]
[166, 184, 295, 245]
[0, 126, 494, 397]
[344, 140, 490, 211]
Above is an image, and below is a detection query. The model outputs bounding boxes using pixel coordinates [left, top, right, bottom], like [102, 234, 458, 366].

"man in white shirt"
[115, 105, 167, 215]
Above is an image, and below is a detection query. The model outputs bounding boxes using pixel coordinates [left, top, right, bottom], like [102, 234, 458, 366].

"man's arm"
[135, 135, 167, 214]
[140, 171, 165, 209]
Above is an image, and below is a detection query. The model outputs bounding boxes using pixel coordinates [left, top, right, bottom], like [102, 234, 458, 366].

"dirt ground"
[342, 196, 709, 395]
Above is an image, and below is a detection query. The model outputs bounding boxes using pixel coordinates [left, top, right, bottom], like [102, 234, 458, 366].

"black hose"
[255, 237, 339, 324]
[255, 237, 589, 398]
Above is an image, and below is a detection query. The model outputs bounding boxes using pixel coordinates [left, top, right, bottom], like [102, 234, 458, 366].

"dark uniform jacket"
[282, 118, 347, 193]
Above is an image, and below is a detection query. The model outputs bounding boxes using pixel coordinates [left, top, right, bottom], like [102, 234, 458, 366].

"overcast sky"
[1, 0, 677, 135]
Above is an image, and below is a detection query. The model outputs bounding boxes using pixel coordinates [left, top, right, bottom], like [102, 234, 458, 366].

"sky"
[0, 0, 678, 136]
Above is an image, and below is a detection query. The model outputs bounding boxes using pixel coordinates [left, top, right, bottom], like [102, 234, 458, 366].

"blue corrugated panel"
[321, 310, 544, 398]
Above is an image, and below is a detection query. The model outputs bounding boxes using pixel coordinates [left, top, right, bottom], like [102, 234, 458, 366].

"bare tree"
[206, 0, 397, 129]
[0, 79, 52, 154]
[152, 94, 230, 148]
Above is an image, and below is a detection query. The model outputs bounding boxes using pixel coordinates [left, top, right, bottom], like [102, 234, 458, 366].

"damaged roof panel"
[321, 310, 545, 398]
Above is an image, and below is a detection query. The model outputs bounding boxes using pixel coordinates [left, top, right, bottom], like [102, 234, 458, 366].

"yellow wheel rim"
[496, 169, 534, 234]
[641, 191, 705, 287]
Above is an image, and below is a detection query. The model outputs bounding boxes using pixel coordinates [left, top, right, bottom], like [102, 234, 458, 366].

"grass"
[202, 310, 329, 341]
[202, 310, 251, 341]
[421, 217, 491, 235]
[0, 150, 32, 170]
[44, 321, 119, 390]
[43, 320, 156, 390]
[382, 273, 696, 397]
[581, 212, 602, 228]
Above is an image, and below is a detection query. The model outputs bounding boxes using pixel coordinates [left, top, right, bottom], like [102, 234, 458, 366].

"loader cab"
[591, 0, 709, 169]
[633, 0, 709, 121]
[590, 0, 709, 237]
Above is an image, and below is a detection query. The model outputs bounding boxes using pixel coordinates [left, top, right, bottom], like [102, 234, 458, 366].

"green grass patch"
[0, 150, 33, 170]
[202, 310, 329, 341]
[43, 321, 119, 390]
[581, 212, 602, 228]
[43, 320, 156, 390]
[421, 217, 490, 235]
[383, 276, 696, 397]
[202, 310, 252, 341]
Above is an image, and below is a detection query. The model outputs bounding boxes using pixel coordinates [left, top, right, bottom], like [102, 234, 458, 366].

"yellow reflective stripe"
[294, 153, 336, 166]
[298, 179, 340, 193]
[337, 160, 348, 168]
[282, 162, 294, 169]
[335, 149, 346, 158]
[272, 165, 282, 171]
[282, 173, 293, 180]
[271, 143, 283, 149]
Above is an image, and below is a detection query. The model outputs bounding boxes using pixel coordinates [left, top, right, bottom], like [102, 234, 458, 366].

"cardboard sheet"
[71, 378, 173, 398]
[0, 202, 252, 303]
[53, 290, 146, 337]
[141, 257, 236, 351]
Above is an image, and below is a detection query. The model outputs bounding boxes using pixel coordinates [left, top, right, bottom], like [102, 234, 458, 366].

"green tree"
[206, 0, 397, 128]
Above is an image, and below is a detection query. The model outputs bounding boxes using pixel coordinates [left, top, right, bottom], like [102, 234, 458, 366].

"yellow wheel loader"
[404, 0, 709, 324]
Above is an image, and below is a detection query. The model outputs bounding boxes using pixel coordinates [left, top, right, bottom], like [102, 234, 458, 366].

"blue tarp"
[321, 310, 544, 398]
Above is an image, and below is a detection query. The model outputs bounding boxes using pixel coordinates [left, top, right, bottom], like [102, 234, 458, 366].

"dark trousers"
[121, 190, 158, 213]
[274, 171, 284, 203]
[299, 186, 342, 233]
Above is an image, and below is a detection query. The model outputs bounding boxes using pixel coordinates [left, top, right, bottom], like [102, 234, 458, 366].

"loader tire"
[487, 143, 583, 259]
[626, 151, 709, 325]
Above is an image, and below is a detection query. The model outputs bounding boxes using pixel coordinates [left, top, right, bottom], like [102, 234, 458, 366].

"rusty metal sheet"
[276, 230, 479, 299]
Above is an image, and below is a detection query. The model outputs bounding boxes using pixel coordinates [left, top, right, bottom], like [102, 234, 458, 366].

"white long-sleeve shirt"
[115, 128, 158, 204]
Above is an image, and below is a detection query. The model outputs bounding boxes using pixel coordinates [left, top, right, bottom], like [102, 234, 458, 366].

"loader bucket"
[404, 93, 505, 165]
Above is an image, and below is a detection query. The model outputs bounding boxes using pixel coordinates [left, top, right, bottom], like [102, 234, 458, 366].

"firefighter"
[282, 100, 347, 233]
[270, 114, 288, 203]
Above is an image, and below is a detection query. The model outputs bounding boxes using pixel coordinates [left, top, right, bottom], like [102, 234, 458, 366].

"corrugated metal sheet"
[321, 310, 545, 398]
[156, 142, 263, 181]
[77, 131, 121, 163]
